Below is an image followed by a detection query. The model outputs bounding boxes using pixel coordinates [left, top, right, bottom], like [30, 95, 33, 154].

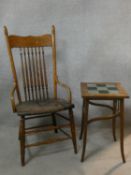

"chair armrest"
[10, 83, 18, 112]
[57, 79, 72, 104]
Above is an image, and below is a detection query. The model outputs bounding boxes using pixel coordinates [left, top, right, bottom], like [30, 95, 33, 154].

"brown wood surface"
[81, 82, 129, 99]
[80, 81, 129, 163]
[4, 25, 77, 166]
[8, 34, 52, 48]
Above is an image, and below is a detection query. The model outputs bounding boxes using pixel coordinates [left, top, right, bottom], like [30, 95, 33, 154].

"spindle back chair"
[4, 25, 77, 166]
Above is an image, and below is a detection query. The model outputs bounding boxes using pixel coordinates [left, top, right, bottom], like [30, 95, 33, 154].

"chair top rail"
[8, 34, 52, 48]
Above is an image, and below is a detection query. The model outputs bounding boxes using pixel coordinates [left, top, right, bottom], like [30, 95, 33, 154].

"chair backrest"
[4, 26, 58, 102]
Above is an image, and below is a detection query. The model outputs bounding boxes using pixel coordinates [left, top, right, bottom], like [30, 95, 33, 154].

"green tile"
[98, 90, 109, 94]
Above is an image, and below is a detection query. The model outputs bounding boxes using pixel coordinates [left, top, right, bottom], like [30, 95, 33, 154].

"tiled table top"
[81, 82, 129, 99]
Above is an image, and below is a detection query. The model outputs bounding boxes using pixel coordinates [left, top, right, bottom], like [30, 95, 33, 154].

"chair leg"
[69, 108, 77, 154]
[18, 119, 22, 140]
[19, 116, 25, 166]
[52, 114, 58, 133]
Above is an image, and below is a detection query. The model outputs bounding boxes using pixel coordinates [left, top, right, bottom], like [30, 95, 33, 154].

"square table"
[80, 82, 129, 162]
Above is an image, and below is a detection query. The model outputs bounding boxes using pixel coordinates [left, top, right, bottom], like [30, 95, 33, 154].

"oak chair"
[4, 25, 77, 166]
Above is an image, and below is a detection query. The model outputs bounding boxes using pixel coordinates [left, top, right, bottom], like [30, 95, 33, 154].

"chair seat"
[16, 98, 74, 116]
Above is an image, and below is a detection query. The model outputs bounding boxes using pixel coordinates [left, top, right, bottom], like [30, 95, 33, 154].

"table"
[80, 82, 129, 162]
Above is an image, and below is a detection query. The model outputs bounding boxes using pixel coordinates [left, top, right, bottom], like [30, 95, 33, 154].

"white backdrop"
[1, 0, 131, 126]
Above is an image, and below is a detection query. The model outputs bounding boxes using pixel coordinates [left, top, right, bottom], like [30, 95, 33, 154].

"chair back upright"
[4, 26, 58, 102]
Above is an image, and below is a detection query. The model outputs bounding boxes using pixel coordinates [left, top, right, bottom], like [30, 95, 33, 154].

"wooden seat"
[16, 99, 74, 115]
[4, 25, 77, 166]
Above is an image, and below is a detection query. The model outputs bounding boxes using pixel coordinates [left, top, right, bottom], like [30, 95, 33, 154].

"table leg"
[81, 99, 89, 162]
[120, 99, 126, 163]
[79, 99, 85, 140]
[112, 100, 117, 141]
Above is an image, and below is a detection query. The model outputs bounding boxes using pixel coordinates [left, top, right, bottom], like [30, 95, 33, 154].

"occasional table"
[80, 82, 129, 162]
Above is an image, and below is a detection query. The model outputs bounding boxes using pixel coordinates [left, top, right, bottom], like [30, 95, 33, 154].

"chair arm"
[57, 79, 72, 104]
[10, 83, 17, 112]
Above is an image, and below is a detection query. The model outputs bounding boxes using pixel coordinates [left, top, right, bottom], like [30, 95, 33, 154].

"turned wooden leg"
[119, 99, 126, 163]
[69, 108, 77, 154]
[81, 99, 89, 162]
[79, 100, 85, 140]
[52, 114, 58, 133]
[19, 116, 25, 166]
[18, 119, 22, 140]
[112, 100, 117, 141]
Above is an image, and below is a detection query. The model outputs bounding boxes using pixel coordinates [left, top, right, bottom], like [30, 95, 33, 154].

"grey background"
[1, 0, 131, 173]
[1, 0, 131, 124]
[1, 0, 131, 122]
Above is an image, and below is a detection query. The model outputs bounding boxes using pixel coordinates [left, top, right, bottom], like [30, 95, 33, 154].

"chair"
[4, 25, 77, 166]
